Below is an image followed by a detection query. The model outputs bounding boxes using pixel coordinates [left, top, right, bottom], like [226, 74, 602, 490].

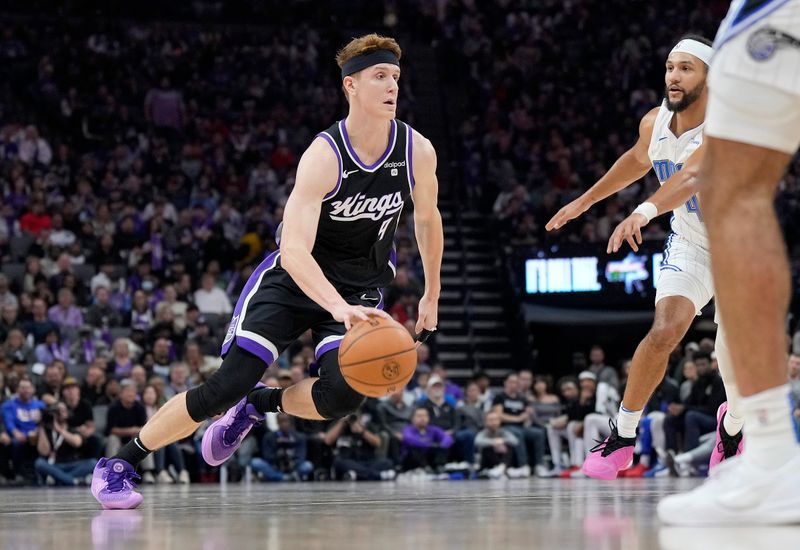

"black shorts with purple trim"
[220, 251, 385, 366]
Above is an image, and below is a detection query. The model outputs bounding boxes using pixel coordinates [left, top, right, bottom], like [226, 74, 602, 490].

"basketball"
[338, 316, 417, 397]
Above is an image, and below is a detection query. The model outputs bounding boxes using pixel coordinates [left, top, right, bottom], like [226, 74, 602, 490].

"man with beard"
[546, 36, 744, 479]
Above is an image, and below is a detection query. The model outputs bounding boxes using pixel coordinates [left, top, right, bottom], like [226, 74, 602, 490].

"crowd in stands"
[4, 319, 799, 485]
[430, 0, 800, 307]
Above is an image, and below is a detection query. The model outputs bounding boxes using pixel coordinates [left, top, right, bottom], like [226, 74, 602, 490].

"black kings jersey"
[312, 118, 415, 289]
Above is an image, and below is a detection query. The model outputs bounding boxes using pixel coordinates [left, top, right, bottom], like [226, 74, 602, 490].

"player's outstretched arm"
[546, 106, 658, 231]
[281, 137, 390, 329]
[607, 143, 706, 254]
[411, 131, 442, 335]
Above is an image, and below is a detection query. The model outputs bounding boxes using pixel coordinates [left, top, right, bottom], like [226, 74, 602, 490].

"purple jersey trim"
[339, 119, 396, 171]
[317, 132, 343, 200]
[220, 250, 280, 358]
[236, 334, 277, 365]
[406, 123, 415, 190]
[315, 339, 343, 361]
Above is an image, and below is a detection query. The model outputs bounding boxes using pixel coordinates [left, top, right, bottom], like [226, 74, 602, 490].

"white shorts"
[655, 233, 714, 316]
[706, 1, 800, 154]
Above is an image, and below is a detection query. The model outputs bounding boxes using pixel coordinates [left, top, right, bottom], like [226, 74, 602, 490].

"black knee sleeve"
[185, 344, 267, 422]
[310, 349, 365, 419]
[310, 377, 365, 420]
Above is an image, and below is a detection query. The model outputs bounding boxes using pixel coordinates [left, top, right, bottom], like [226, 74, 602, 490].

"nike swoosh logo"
[658, 136, 669, 142]
[342, 169, 359, 179]
[360, 293, 379, 301]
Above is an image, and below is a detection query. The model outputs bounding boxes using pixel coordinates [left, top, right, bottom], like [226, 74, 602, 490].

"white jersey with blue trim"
[714, 0, 796, 48]
[647, 101, 708, 250]
[713, 0, 800, 96]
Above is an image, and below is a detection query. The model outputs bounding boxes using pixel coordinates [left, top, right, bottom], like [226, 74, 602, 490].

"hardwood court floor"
[0, 478, 798, 549]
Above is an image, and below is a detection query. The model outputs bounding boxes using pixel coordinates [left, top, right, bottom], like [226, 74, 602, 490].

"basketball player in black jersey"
[90, 34, 443, 509]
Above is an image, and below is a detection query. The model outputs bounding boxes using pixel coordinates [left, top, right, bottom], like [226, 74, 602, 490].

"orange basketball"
[338, 316, 417, 398]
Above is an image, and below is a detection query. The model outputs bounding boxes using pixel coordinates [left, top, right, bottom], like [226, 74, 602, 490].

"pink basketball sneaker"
[581, 420, 636, 480]
[708, 401, 744, 471]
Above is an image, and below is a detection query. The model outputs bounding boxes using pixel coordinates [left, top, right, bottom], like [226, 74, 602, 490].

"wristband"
[632, 202, 658, 223]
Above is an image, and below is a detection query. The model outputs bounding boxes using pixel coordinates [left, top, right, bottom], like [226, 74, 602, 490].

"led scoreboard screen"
[518, 245, 665, 309]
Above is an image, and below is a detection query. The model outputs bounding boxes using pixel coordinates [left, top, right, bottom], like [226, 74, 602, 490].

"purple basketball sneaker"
[91, 458, 144, 510]
[202, 390, 266, 466]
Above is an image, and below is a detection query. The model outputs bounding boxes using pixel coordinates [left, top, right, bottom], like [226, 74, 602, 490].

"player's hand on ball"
[334, 304, 391, 330]
[607, 213, 647, 253]
[545, 197, 590, 231]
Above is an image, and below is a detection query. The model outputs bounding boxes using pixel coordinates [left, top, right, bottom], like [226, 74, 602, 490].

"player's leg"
[708, 320, 745, 469]
[200, 263, 323, 465]
[248, 348, 365, 421]
[149, 344, 268, 457]
[620, 296, 696, 413]
[248, 304, 378, 421]
[703, 139, 794, 399]
[90, 344, 268, 509]
[659, 21, 800, 521]
[281, 379, 330, 420]
[582, 293, 696, 479]
[95, 252, 296, 499]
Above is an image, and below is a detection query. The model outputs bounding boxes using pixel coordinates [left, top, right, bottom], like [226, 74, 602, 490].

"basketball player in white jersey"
[546, 36, 745, 480]
[658, 0, 800, 525]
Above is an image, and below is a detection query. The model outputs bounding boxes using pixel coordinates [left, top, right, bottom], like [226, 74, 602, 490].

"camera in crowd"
[41, 402, 69, 429]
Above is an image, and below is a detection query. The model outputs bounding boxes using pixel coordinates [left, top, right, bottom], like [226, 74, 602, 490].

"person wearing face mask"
[126, 290, 154, 332]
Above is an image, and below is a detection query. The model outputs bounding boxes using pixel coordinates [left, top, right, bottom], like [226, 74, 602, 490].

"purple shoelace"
[222, 405, 260, 446]
[105, 468, 141, 493]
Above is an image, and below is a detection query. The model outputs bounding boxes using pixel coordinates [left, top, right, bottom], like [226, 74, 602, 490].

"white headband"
[670, 39, 714, 66]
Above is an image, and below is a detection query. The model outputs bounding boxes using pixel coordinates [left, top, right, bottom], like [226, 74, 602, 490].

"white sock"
[723, 408, 744, 437]
[714, 322, 745, 437]
[740, 384, 800, 469]
[616, 405, 642, 439]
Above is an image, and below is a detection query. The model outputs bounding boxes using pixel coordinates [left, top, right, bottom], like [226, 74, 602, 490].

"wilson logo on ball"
[382, 361, 400, 380]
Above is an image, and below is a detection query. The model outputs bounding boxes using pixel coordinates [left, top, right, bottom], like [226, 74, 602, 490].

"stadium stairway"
[436, 201, 515, 384]
[403, 40, 523, 385]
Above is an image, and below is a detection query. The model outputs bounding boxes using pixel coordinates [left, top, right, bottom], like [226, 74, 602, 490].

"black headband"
[341, 49, 400, 79]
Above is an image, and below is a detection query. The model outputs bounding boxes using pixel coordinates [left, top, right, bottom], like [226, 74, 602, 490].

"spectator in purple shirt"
[400, 407, 453, 472]
[47, 288, 83, 343]
[432, 365, 464, 403]
[144, 77, 185, 131]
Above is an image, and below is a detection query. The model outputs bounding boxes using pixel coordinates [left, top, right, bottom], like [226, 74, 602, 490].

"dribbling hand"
[332, 304, 391, 330]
